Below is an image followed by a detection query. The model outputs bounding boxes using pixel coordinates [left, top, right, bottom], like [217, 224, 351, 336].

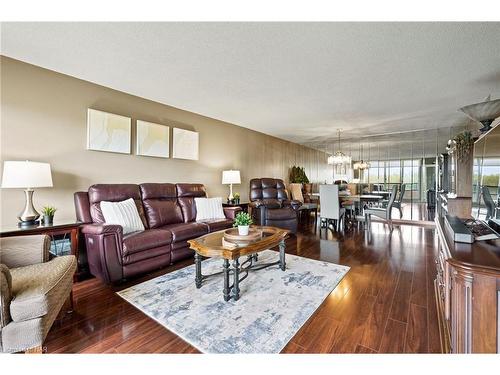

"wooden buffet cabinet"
[435, 217, 500, 353]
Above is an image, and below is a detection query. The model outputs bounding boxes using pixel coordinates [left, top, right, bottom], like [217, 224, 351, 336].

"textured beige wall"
[0, 56, 329, 226]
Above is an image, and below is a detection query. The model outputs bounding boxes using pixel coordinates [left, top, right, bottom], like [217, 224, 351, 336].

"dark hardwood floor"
[45, 220, 441, 353]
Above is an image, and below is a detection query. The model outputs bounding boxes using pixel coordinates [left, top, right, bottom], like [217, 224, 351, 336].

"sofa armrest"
[80, 223, 123, 236]
[223, 206, 242, 220]
[0, 235, 50, 268]
[80, 224, 124, 283]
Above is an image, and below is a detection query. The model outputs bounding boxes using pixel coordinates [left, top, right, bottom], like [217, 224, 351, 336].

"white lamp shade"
[222, 170, 241, 185]
[1, 161, 53, 188]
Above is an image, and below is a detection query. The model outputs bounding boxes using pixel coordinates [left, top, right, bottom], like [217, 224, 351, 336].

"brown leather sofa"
[249, 178, 301, 234]
[74, 183, 240, 284]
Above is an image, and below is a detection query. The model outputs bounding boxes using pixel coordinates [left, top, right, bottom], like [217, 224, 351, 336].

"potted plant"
[289, 166, 311, 195]
[453, 130, 474, 162]
[233, 212, 253, 235]
[233, 192, 240, 204]
[42, 206, 57, 225]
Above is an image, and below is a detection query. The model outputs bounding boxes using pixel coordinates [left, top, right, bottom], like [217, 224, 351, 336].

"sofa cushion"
[101, 198, 145, 235]
[194, 197, 225, 221]
[160, 222, 208, 243]
[9, 256, 76, 322]
[176, 184, 207, 222]
[122, 229, 172, 255]
[140, 183, 184, 228]
[88, 184, 148, 227]
[198, 219, 233, 233]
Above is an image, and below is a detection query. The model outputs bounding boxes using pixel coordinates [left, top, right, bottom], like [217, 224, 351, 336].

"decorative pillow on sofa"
[100, 198, 145, 234]
[194, 197, 225, 221]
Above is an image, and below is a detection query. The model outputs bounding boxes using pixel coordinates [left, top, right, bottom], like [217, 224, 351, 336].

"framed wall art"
[172, 128, 199, 160]
[136, 120, 170, 158]
[87, 109, 131, 154]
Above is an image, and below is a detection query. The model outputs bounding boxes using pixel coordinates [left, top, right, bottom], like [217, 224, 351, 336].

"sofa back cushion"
[88, 184, 148, 227]
[176, 184, 207, 222]
[249, 178, 288, 203]
[139, 183, 184, 228]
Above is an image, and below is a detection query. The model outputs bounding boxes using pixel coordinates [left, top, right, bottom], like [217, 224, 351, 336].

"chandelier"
[328, 129, 351, 165]
[353, 142, 370, 170]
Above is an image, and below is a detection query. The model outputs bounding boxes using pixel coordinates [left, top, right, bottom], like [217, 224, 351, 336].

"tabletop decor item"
[233, 211, 252, 235]
[41, 206, 57, 225]
[233, 192, 240, 204]
[223, 227, 262, 247]
[1, 160, 53, 227]
[222, 170, 241, 203]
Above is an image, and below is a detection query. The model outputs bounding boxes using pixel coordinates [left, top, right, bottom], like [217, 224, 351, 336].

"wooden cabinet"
[435, 217, 500, 353]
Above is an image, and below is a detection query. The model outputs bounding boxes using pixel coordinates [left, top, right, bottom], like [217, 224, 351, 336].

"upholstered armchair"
[0, 235, 76, 353]
[249, 178, 301, 233]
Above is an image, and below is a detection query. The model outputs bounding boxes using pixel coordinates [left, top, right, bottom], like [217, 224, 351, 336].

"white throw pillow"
[195, 197, 225, 221]
[100, 198, 145, 234]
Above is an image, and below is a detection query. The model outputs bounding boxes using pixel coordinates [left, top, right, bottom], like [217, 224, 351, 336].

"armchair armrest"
[282, 199, 302, 211]
[249, 200, 264, 208]
[223, 207, 242, 220]
[0, 235, 50, 268]
[0, 264, 12, 328]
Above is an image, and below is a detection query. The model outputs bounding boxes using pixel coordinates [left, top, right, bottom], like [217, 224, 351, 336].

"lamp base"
[18, 219, 40, 228]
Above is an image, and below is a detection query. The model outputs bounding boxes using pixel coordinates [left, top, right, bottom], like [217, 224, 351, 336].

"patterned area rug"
[117, 250, 349, 353]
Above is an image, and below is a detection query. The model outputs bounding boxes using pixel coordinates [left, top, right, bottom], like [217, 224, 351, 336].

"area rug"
[117, 250, 349, 353]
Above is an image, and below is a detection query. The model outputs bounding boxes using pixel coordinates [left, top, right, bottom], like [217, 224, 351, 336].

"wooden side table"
[222, 202, 249, 213]
[0, 221, 83, 281]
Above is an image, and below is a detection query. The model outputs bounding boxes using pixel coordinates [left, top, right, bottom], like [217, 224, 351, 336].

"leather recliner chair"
[249, 178, 301, 233]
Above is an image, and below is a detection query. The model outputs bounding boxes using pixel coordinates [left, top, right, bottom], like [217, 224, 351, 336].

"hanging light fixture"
[330, 129, 351, 165]
[459, 95, 500, 134]
[354, 141, 370, 170]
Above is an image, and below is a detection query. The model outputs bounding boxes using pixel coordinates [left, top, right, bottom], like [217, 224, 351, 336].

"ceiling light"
[330, 129, 351, 165]
[459, 96, 500, 133]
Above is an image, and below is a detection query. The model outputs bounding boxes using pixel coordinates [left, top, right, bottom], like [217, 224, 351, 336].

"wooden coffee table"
[187, 226, 289, 301]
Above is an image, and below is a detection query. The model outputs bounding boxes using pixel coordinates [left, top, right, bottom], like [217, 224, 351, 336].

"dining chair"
[289, 183, 318, 229]
[482, 185, 496, 220]
[382, 184, 405, 218]
[393, 184, 406, 218]
[365, 185, 398, 231]
[319, 184, 345, 231]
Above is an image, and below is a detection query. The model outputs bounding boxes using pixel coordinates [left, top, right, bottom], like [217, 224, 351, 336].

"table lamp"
[1, 161, 53, 227]
[222, 170, 241, 203]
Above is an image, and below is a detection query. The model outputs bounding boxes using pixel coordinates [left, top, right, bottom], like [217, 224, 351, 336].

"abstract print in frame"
[172, 128, 199, 160]
[87, 108, 131, 154]
[136, 120, 170, 158]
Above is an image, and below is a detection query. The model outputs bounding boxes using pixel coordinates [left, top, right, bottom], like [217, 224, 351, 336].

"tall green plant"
[289, 166, 310, 184]
[453, 131, 474, 162]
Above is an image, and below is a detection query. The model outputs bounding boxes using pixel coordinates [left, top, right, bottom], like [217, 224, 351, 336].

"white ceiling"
[2, 22, 500, 149]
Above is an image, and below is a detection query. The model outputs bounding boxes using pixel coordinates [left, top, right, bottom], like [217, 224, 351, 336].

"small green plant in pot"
[42, 206, 57, 225]
[233, 212, 253, 236]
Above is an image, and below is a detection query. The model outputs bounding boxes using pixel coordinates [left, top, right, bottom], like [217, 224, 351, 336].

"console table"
[435, 217, 500, 353]
[0, 221, 83, 281]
